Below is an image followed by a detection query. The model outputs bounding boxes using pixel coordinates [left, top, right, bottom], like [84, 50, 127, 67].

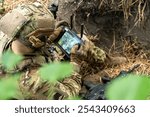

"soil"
[61, 0, 150, 99]
[57, 0, 150, 82]
[58, 0, 150, 50]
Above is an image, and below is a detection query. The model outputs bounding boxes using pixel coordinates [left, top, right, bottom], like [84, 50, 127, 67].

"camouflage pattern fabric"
[7, 34, 107, 100]
[18, 56, 82, 100]
[80, 40, 106, 64]
[0, 1, 55, 53]
[0, 1, 107, 100]
[0, 1, 82, 100]
[56, 72, 82, 99]
[71, 35, 107, 67]
[15, 2, 55, 49]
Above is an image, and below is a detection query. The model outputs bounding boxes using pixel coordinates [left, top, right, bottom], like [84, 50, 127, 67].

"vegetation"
[106, 74, 150, 100]
[0, 0, 150, 100]
[0, 50, 74, 99]
[0, 50, 150, 100]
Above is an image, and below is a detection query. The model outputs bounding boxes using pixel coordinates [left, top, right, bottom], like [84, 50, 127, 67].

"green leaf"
[1, 50, 23, 70]
[67, 96, 81, 100]
[0, 7, 5, 14]
[0, 75, 19, 100]
[105, 74, 150, 100]
[39, 62, 74, 83]
[0, 0, 4, 3]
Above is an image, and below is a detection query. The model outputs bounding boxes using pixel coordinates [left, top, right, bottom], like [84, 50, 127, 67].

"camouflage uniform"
[0, 2, 106, 99]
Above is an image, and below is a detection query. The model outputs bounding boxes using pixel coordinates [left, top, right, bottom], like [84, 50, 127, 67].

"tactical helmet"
[0, 2, 55, 56]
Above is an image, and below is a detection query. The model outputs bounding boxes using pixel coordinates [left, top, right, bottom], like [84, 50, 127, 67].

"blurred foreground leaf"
[0, 0, 4, 3]
[67, 96, 81, 100]
[1, 50, 23, 70]
[0, 75, 19, 100]
[105, 74, 150, 100]
[39, 62, 73, 83]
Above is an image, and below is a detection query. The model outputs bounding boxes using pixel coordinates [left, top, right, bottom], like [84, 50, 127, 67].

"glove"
[70, 44, 82, 64]
[70, 39, 97, 64]
[47, 26, 63, 44]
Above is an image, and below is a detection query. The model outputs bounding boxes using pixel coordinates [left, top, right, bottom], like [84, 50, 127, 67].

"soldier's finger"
[70, 44, 79, 54]
[48, 27, 63, 43]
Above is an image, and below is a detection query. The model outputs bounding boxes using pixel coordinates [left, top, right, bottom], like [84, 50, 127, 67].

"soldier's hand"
[48, 20, 69, 43]
[70, 40, 90, 63]
[47, 27, 63, 43]
[70, 44, 81, 63]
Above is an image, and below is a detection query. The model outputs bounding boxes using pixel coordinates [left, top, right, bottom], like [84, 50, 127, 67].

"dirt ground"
[1, 0, 150, 95]
[57, 0, 150, 82]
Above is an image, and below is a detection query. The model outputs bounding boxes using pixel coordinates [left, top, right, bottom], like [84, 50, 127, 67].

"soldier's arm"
[55, 71, 82, 99]
[71, 37, 107, 66]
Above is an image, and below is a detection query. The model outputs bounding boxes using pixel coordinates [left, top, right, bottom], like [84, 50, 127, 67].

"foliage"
[1, 50, 150, 100]
[0, 50, 23, 70]
[0, 74, 20, 100]
[39, 62, 74, 83]
[0, 50, 22, 99]
[0, 50, 74, 99]
[38, 62, 74, 100]
[0, 0, 4, 14]
[105, 74, 150, 100]
[0, 0, 4, 3]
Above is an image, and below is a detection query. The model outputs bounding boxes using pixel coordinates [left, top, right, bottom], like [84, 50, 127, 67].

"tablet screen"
[58, 28, 82, 54]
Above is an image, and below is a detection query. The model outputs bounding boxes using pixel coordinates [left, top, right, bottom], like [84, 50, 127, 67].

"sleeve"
[19, 62, 82, 100]
[55, 71, 82, 99]
[71, 39, 107, 67]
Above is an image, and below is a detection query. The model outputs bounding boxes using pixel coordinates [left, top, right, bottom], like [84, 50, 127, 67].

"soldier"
[0, 1, 126, 99]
